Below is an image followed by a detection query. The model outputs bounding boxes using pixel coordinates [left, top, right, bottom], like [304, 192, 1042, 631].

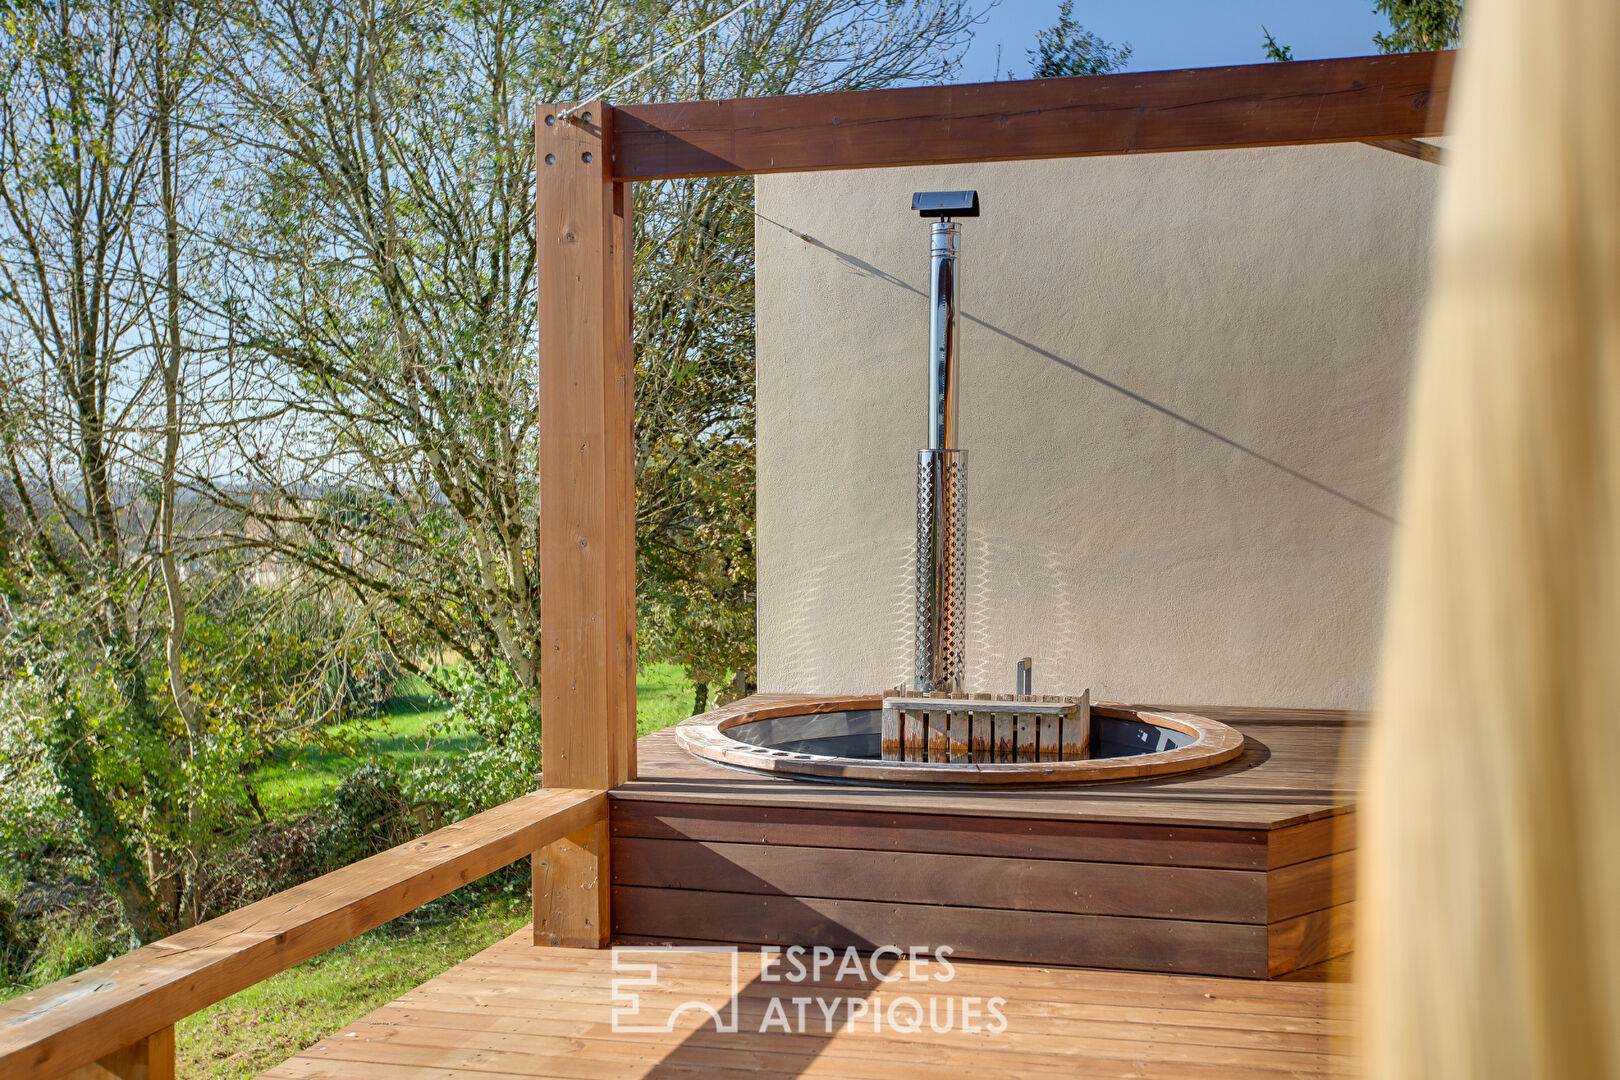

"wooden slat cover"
[611, 51, 1452, 180]
[613, 836, 1269, 923]
[262, 931, 1347, 1078]
[0, 789, 606, 1080]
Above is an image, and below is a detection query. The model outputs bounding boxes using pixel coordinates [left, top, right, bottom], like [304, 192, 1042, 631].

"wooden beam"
[534, 818, 611, 948]
[0, 789, 606, 1080]
[62, 1026, 172, 1080]
[1363, 137, 1445, 164]
[611, 51, 1452, 180]
[536, 101, 637, 791]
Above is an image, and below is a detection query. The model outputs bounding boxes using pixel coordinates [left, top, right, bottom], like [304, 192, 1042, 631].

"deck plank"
[615, 701, 1362, 830]
[258, 930, 1347, 1080]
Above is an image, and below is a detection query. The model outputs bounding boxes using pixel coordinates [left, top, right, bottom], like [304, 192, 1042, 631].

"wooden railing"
[0, 787, 607, 1079]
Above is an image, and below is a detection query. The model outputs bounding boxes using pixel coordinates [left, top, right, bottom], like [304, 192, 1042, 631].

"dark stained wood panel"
[1268, 903, 1355, 978]
[1268, 852, 1356, 924]
[611, 800, 1270, 869]
[611, 52, 1452, 180]
[612, 886, 1270, 978]
[613, 836, 1269, 923]
[1267, 811, 1358, 869]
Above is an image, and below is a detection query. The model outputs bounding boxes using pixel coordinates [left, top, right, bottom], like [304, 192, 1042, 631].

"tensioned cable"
[559, 0, 765, 119]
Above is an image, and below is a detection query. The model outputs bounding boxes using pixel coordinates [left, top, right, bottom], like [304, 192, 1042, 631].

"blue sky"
[958, 1, 1393, 82]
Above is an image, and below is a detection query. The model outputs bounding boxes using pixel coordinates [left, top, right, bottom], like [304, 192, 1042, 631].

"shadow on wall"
[756, 211, 1396, 527]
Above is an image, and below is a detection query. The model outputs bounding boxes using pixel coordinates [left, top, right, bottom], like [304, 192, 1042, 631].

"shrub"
[407, 663, 541, 820]
[313, 765, 412, 870]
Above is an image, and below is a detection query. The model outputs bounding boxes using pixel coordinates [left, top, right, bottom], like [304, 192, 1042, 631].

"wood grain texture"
[535, 101, 636, 790]
[1363, 137, 1444, 163]
[1267, 851, 1355, 924]
[610, 799, 1271, 869]
[260, 930, 1347, 1079]
[613, 886, 1269, 977]
[534, 818, 611, 948]
[612, 836, 1269, 923]
[0, 789, 605, 1080]
[1267, 903, 1355, 977]
[610, 52, 1452, 180]
[62, 1026, 172, 1080]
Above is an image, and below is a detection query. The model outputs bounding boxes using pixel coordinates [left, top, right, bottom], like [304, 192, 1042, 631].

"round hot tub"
[675, 695, 1245, 785]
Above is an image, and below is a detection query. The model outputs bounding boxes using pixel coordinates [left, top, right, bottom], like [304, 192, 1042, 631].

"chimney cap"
[912, 190, 979, 218]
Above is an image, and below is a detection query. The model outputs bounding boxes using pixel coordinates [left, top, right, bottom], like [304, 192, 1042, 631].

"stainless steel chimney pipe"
[927, 220, 959, 452]
[911, 191, 977, 693]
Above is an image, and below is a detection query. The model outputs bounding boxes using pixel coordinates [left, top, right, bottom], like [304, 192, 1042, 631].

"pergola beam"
[610, 51, 1453, 181]
[532, 51, 1455, 949]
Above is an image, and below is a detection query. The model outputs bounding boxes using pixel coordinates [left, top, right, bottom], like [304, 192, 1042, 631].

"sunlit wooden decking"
[260, 930, 1349, 1079]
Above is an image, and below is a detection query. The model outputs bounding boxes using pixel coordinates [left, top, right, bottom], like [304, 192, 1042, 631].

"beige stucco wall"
[756, 146, 1439, 709]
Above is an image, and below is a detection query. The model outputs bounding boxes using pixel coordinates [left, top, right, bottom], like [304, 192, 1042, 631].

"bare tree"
[196, 0, 980, 723]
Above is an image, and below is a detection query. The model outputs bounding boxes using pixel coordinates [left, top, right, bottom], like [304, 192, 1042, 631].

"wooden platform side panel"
[609, 799, 1272, 869]
[536, 100, 635, 792]
[614, 886, 1270, 978]
[1267, 811, 1357, 869]
[1267, 850, 1356, 924]
[1268, 902, 1355, 977]
[611, 835, 1271, 923]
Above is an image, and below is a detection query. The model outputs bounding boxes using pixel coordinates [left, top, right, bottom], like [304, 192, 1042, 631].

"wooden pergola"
[1, 50, 1449, 1080]
[531, 49, 1451, 942]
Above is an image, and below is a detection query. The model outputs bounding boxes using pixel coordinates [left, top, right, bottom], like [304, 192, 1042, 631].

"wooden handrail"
[0, 787, 607, 1080]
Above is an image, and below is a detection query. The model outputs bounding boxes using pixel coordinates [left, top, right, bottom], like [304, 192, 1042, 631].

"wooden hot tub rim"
[675, 694, 1247, 785]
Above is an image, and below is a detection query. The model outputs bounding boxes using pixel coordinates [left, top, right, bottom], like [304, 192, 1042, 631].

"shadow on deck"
[263, 930, 1350, 1079]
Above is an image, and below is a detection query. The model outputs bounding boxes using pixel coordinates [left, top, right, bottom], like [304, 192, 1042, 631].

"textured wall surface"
[755, 147, 1439, 709]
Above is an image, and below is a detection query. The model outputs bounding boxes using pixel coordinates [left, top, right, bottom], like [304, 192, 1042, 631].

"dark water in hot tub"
[723, 709, 1193, 759]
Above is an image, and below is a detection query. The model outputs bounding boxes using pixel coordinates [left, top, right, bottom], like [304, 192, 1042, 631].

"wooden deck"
[609, 702, 1360, 978]
[261, 930, 1350, 1079]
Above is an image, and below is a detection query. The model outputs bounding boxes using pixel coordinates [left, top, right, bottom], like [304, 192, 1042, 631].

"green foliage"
[1374, 0, 1463, 52]
[313, 766, 412, 869]
[406, 663, 542, 819]
[1261, 26, 1293, 62]
[1027, 0, 1131, 78]
[21, 910, 120, 987]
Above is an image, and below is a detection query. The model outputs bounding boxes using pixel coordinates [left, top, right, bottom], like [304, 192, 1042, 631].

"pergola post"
[533, 101, 635, 946]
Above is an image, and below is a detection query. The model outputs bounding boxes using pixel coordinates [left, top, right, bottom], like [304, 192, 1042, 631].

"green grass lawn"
[636, 661, 700, 735]
[177, 897, 529, 1080]
[255, 663, 698, 814]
